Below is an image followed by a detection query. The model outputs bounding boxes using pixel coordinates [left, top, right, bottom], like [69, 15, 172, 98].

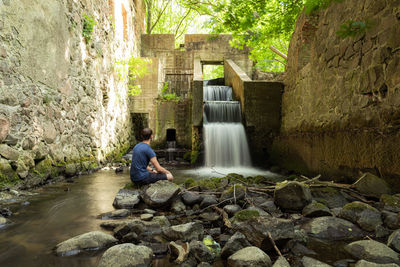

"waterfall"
[203, 85, 251, 167]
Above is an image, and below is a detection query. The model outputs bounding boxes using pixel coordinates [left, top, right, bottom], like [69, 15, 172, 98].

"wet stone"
[274, 181, 312, 211]
[99, 209, 130, 220]
[141, 180, 180, 208]
[114, 224, 132, 240]
[121, 232, 139, 244]
[382, 211, 400, 230]
[227, 246, 272, 267]
[302, 256, 332, 267]
[190, 240, 216, 264]
[162, 222, 204, 242]
[112, 189, 140, 209]
[302, 202, 332, 218]
[354, 173, 391, 198]
[98, 243, 153, 267]
[223, 204, 241, 216]
[387, 229, 400, 253]
[338, 201, 382, 232]
[140, 214, 153, 221]
[221, 232, 251, 259]
[200, 195, 218, 209]
[182, 192, 203, 206]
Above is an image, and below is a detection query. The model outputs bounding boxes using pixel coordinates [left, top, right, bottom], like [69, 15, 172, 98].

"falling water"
[203, 85, 251, 167]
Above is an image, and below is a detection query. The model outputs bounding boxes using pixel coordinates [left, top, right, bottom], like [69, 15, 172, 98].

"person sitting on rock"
[130, 128, 173, 185]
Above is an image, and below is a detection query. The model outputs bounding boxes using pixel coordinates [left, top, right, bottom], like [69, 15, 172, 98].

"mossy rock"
[123, 182, 143, 190]
[184, 178, 197, 188]
[380, 194, 400, 213]
[32, 157, 53, 179]
[234, 210, 259, 221]
[221, 184, 246, 202]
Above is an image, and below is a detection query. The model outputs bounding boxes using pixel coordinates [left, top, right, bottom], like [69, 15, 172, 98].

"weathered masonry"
[133, 34, 284, 163]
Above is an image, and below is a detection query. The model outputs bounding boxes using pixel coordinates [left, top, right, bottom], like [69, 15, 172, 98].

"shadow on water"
[0, 170, 130, 267]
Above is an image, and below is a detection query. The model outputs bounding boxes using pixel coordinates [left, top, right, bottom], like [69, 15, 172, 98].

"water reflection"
[0, 170, 129, 267]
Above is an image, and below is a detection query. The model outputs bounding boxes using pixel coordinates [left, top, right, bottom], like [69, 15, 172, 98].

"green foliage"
[184, 177, 197, 188]
[82, 14, 97, 43]
[115, 57, 152, 96]
[304, 0, 344, 14]
[159, 81, 181, 101]
[203, 65, 224, 80]
[183, 151, 191, 162]
[190, 150, 199, 165]
[336, 20, 372, 38]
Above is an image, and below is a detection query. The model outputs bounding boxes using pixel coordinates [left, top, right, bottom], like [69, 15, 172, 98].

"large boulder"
[338, 201, 382, 231]
[302, 256, 332, 267]
[387, 230, 400, 253]
[227, 246, 272, 267]
[98, 243, 153, 267]
[221, 232, 251, 259]
[141, 180, 180, 208]
[354, 173, 391, 198]
[302, 216, 364, 241]
[113, 189, 140, 209]
[162, 222, 204, 242]
[0, 144, 19, 160]
[345, 240, 400, 264]
[233, 216, 295, 248]
[382, 211, 400, 230]
[274, 181, 312, 211]
[55, 231, 117, 256]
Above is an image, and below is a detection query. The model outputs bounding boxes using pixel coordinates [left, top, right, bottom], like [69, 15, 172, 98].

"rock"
[207, 228, 221, 238]
[142, 242, 168, 256]
[197, 263, 212, 267]
[121, 232, 139, 244]
[113, 189, 140, 209]
[355, 260, 399, 267]
[0, 144, 19, 160]
[227, 246, 272, 267]
[302, 216, 364, 241]
[141, 180, 180, 208]
[101, 216, 170, 233]
[162, 222, 204, 242]
[224, 204, 241, 216]
[65, 163, 77, 177]
[0, 207, 12, 217]
[221, 232, 251, 259]
[114, 224, 131, 240]
[144, 209, 156, 214]
[200, 195, 218, 209]
[338, 201, 382, 232]
[169, 241, 190, 264]
[272, 256, 290, 267]
[387, 230, 400, 253]
[246, 206, 270, 217]
[380, 194, 400, 213]
[182, 191, 203, 206]
[260, 200, 282, 216]
[98, 243, 153, 267]
[354, 173, 391, 198]
[32, 142, 49, 160]
[43, 121, 57, 144]
[140, 214, 153, 221]
[302, 202, 332, 217]
[200, 212, 220, 222]
[375, 225, 390, 239]
[99, 209, 130, 220]
[311, 187, 348, 209]
[274, 181, 312, 211]
[345, 240, 400, 264]
[0, 216, 12, 229]
[233, 216, 295, 248]
[172, 198, 186, 212]
[190, 240, 215, 263]
[55, 231, 117, 256]
[0, 115, 10, 143]
[302, 256, 332, 267]
[382, 211, 400, 230]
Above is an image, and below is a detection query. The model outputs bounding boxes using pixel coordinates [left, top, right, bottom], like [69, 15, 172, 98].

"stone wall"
[224, 60, 283, 163]
[273, 0, 400, 186]
[0, 0, 145, 188]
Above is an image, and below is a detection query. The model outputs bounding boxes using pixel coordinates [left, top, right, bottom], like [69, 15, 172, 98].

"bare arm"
[150, 157, 171, 175]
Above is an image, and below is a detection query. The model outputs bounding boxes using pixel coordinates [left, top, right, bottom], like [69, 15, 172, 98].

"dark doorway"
[132, 113, 149, 141]
[166, 129, 176, 142]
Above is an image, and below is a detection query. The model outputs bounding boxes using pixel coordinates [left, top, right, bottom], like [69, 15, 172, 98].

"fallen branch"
[214, 206, 232, 229]
[267, 231, 283, 257]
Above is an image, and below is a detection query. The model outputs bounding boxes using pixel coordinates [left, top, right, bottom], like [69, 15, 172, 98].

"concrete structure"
[134, 34, 283, 164]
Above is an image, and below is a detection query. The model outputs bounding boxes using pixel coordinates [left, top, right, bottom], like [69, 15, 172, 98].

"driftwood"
[214, 206, 232, 229]
[267, 231, 283, 257]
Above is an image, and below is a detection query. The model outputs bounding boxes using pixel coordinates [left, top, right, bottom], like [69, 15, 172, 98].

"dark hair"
[141, 128, 153, 141]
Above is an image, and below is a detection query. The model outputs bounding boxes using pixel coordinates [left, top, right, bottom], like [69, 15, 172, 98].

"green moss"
[234, 210, 259, 221]
[191, 151, 199, 165]
[33, 158, 53, 178]
[124, 182, 141, 190]
[342, 201, 376, 212]
[381, 194, 400, 207]
[184, 178, 197, 188]
[226, 184, 246, 194]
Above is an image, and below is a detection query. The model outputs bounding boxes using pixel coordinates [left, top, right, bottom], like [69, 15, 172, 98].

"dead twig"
[214, 206, 232, 229]
[267, 231, 283, 257]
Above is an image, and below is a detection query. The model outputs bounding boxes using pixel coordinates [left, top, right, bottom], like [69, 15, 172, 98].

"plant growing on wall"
[159, 81, 181, 101]
[336, 20, 373, 38]
[82, 14, 97, 43]
[115, 57, 152, 96]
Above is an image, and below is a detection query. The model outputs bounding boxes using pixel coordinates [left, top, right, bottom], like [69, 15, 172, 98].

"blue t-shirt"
[130, 142, 156, 182]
